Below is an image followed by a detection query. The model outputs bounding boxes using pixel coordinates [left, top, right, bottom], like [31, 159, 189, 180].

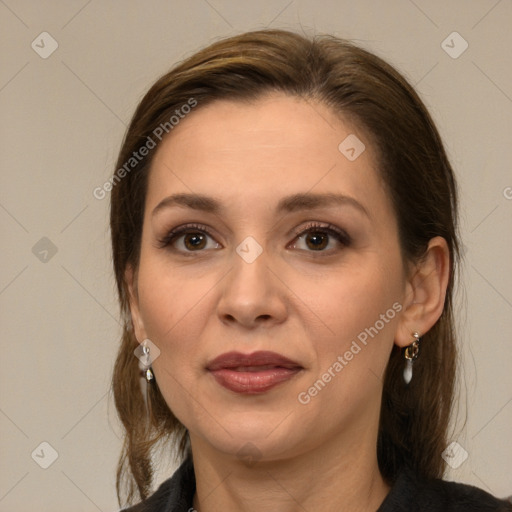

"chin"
[187, 407, 317, 464]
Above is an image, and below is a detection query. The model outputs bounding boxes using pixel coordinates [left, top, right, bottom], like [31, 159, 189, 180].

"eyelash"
[156, 223, 214, 251]
[291, 222, 351, 252]
[157, 222, 351, 254]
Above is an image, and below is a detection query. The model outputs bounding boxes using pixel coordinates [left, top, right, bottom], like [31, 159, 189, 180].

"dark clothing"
[122, 457, 512, 511]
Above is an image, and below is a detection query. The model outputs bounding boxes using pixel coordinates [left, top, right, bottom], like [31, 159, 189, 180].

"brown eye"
[305, 232, 329, 250]
[291, 223, 351, 253]
[183, 232, 207, 250]
[157, 224, 222, 253]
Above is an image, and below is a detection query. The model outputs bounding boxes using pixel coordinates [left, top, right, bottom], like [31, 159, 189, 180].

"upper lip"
[207, 351, 302, 371]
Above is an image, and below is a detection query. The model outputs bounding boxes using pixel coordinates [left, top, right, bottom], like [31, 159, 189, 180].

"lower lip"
[209, 367, 301, 394]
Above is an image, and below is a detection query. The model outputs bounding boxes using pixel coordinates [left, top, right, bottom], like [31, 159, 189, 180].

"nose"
[216, 249, 288, 329]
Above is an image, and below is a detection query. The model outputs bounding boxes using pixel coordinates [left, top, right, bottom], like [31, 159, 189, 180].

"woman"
[110, 29, 511, 511]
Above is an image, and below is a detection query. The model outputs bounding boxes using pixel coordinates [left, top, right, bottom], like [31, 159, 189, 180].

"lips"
[207, 351, 303, 394]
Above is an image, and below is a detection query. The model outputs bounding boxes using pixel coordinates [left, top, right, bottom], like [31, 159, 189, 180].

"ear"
[125, 264, 147, 344]
[395, 236, 451, 347]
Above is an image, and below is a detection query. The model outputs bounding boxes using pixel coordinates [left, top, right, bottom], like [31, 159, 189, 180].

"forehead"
[146, 94, 385, 214]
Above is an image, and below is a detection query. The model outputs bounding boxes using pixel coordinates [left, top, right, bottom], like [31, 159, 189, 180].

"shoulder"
[415, 478, 512, 511]
[380, 467, 512, 512]
[120, 457, 195, 512]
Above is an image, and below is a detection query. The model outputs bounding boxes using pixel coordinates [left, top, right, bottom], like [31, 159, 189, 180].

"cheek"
[291, 257, 405, 406]
[136, 268, 211, 419]
[294, 256, 404, 343]
[135, 254, 223, 389]
[138, 266, 207, 340]
[293, 261, 403, 420]
[136, 226, 214, 329]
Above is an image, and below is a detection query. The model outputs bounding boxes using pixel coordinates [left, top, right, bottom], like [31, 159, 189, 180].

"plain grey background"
[1, 1, 511, 510]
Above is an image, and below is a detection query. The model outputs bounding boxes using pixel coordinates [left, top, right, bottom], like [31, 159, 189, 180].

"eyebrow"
[152, 192, 370, 218]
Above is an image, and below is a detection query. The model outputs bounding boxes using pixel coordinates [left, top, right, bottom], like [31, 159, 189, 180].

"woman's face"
[129, 94, 410, 461]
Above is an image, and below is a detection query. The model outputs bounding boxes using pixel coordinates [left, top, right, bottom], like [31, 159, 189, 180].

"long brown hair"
[110, 29, 459, 506]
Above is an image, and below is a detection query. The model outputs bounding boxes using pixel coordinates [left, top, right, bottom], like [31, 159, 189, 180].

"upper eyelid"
[164, 221, 344, 237]
[291, 222, 348, 237]
[158, 223, 216, 245]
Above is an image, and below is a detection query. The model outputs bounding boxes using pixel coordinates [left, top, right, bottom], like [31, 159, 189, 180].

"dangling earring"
[403, 332, 420, 385]
[140, 339, 154, 382]
[136, 339, 156, 425]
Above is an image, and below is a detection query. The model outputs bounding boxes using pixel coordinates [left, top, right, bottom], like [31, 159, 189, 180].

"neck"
[190, 427, 390, 512]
